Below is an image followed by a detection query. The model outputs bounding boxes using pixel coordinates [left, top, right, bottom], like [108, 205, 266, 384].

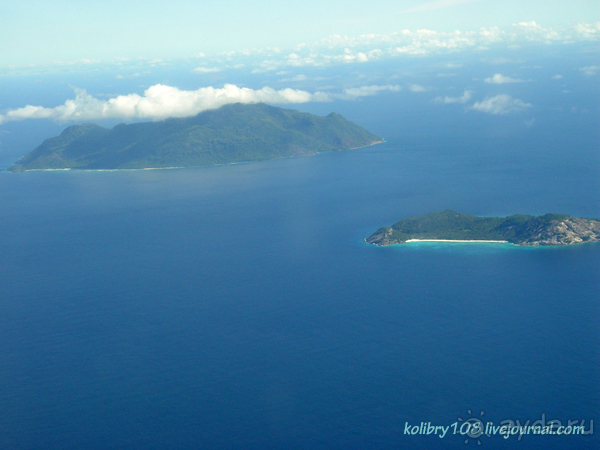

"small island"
[7, 103, 382, 171]
[366, 210, 600, 246]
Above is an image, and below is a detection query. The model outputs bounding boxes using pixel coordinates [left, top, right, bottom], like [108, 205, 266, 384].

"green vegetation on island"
[8, 103, 382, 171]
[366, 210, 600, 246]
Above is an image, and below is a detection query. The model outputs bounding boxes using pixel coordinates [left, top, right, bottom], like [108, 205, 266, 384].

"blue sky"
[2, 0, 598, 68]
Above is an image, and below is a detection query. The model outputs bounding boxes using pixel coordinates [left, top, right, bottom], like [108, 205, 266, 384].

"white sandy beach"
[405, 239, 509, 243]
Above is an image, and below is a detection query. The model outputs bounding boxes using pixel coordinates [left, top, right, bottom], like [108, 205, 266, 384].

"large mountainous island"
[366, 210, 600, 246]
[8, 103, 382, 171]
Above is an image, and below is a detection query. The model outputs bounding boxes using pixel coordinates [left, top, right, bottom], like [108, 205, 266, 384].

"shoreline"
[4, 139, 385, 173]
[363, 238, 511, 246]
[349, 139, 385, 150]
[405, 239, 509, 243]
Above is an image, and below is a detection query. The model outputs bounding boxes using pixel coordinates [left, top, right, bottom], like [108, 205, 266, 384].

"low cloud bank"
[470, 94, 532, 114]
[580, 65, 599, 76]
[433, 91, 532, 114]
[0, 83, 401, 124]
[433, 90, 473, 104]
[484, 73, 525, 84]
[341, 84, 400, 98]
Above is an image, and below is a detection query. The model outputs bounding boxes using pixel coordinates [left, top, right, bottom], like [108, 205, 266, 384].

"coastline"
[5, 139, 385, 173]
[349, 139, 385, 150]
[363, 238, 511, 246]
[405, 239, 509, 243]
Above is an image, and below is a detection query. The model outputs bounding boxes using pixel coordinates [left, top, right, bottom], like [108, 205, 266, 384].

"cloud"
[408, 84, 428, 92]
[341, 84, 401, 98]
[355, 52, 369, 62]
[470, 94, 532, 114]
[264, 22, 599, 73]
[433, 90, 473, 104]
[114, 72, 147, 80]
[580, 65, 599, 76]
[0, 83, 405, 124]
[0, 84, 333, 124]
[193, 67, 222, 73]
[573, 22, 600, 40]
[484, 73, 525, 84]
[516, 21, 538, 28]
[4, 22, 600, 78]
[512, 20, 562, 41]
[281, 74, 309, 82]
[434, 91, 532, 114]
[552, 74, 563, 79]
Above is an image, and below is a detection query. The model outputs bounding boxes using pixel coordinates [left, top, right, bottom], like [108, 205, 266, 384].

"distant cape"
[8, 103, 382, 171]
[366, 210, 600, 246]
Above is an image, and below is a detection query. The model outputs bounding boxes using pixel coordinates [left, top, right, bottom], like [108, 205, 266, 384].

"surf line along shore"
[404, 239, 509, 243]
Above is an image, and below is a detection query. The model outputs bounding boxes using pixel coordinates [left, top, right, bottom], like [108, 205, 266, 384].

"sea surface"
[0, 118, 599, 449]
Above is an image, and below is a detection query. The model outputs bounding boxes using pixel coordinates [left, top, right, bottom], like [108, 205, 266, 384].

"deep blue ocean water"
[0, 122, 599, 449]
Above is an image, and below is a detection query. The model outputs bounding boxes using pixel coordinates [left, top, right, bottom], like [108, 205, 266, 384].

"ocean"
[0, 108, 599, 449]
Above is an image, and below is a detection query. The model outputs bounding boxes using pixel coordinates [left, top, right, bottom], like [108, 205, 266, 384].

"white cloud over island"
[0, 83, 402, 124]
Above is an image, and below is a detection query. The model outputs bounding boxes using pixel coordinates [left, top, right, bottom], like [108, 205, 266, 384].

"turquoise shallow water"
[0, 133, 598, 449]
